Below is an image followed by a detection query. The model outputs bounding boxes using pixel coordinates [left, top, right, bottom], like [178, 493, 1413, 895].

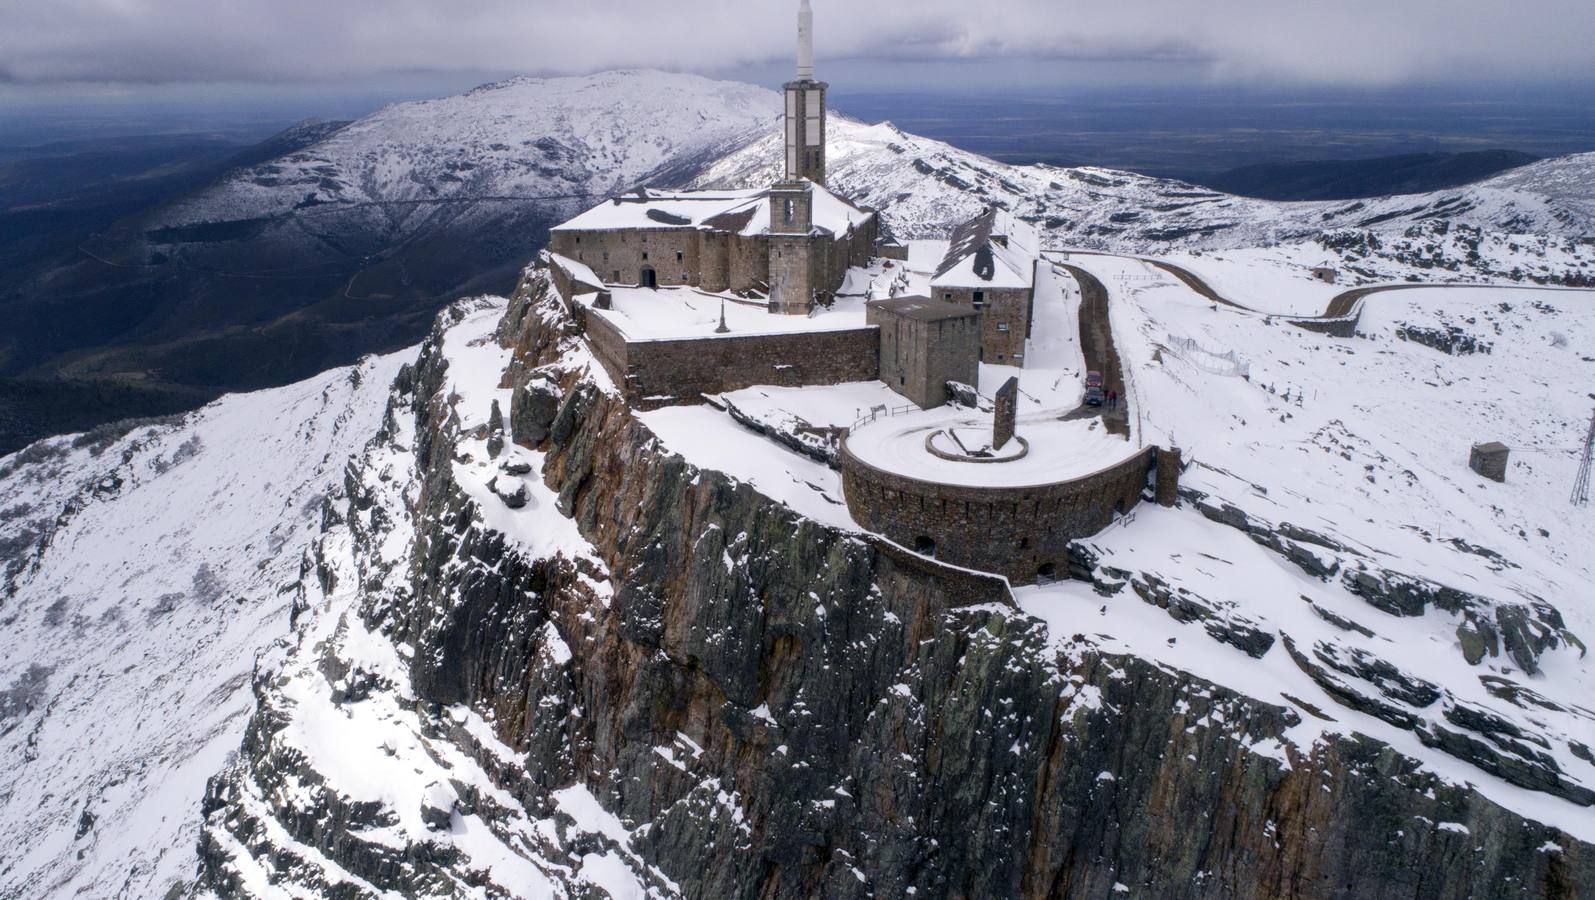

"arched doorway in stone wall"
[641, 267, 658, 289]
[913, 535, 936, 557]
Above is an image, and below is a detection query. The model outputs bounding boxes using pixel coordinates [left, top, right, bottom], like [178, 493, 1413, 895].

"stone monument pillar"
[994, 376, 1018, 451]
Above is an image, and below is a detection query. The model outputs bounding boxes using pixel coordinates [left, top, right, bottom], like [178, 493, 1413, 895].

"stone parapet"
[839, 440, 1164, 585]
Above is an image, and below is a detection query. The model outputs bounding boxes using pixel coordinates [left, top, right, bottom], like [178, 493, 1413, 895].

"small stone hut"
[1469, 442, 1509, 482]
[868, 297, 981, 409]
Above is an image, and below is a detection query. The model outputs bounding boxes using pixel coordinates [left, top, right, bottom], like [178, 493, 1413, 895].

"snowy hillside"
[1038, 257, 1595, 834]
[4, 69, 1595, 897]
[693, 116, 1595, 286]
[0, 352, 407, 898]
[140, 69, 1595, 284]
[159, 71, 777, 226]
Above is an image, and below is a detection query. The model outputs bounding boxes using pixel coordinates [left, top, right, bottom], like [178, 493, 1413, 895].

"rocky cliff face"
[194, 270, 1592, 898]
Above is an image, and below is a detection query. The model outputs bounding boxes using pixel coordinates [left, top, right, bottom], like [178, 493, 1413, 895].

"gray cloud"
[0, 0, 1591, 87]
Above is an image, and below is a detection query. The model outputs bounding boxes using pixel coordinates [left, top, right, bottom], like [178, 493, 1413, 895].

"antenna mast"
[797, 0, 815, 80]
[1573, 404, 1594, 507]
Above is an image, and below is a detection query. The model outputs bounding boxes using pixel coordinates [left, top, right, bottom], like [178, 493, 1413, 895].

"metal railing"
[850, 403, 922, 431]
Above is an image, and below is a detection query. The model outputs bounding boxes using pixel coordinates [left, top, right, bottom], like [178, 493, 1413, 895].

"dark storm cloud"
[1, 0, 1592, 86]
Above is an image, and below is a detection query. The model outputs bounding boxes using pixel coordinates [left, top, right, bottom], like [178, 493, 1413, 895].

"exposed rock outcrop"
[196, 271, 1595, 898]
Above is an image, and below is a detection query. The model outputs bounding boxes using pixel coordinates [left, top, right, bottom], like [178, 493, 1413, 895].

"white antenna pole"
[797, 0, 815, 81]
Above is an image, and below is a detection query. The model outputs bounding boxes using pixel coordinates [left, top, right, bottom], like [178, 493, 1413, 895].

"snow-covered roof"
[552, 182, 873, 239]
[548, 253, 603, 293]
[868, 297, 978, 323]
[930, 207, 1041, 291]
[577, 285, 871, 341]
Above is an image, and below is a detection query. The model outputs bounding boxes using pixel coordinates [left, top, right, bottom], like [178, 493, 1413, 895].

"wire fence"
[1165, 333, 1251, 379]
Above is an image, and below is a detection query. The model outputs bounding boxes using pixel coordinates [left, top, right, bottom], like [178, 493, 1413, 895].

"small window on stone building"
[997, 323, 1009, 332]
[612, 270, 620, 282]
[676, 250, 684, 262]
[973, 291, 986, 309]
[603, 251, 609, 261]
[943, 293, 952, 301]
[574, 236, 581, 244]
[784, 199, 795, 225]
[642, 252, 649, 261]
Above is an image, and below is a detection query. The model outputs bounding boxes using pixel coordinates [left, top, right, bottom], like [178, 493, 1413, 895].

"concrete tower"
[784, 0, 827, 185]
[769, 1, 824, 315]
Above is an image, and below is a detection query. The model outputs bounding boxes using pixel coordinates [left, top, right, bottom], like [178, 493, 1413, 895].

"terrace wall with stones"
[619, 329, 879, 408]
[839, 442, 1172, 585]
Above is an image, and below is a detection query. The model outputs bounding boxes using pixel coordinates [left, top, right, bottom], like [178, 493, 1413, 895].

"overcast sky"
[2, 0, 1593, 93]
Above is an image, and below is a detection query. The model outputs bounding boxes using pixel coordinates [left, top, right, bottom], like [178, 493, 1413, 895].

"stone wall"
[1287, 314, 1360, 338]
[769, 233, 817, 315]
[549, 224, 883, 302]
[871, 304, 980, 409]
[840, 442, 1164, 584]
[551, 228, 769, 293]
[587, 326, 879, 409]
[933, 285, 1034, 364]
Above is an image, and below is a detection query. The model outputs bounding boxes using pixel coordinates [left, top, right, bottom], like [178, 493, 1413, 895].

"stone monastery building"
[535, 2, 1181, 587]
[545, 0, 1042, 410]
[548, 0, 878, 317]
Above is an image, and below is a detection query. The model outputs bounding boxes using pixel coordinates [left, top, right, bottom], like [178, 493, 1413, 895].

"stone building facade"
[932, 285, 1034, 364]
[931, 208, 1041, 364]
[869, 297, 981, 409]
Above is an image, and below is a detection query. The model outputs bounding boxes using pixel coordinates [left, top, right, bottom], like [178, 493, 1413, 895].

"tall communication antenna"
[1573, 403, 1595, 507]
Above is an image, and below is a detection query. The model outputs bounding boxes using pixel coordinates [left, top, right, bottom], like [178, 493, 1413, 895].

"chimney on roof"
[797, 0, 815, 81]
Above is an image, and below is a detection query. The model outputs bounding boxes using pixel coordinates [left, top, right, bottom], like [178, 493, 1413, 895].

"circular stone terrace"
[838, 404, 1159, 585]
[845, 407, 1137, 489]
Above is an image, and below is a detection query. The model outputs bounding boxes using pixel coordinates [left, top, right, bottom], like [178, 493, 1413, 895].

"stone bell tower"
[784, 0, 827, 186]
[768, 180, 815, 315]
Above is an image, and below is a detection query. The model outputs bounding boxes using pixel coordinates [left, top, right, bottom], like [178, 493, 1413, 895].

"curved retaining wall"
[840, 440, 1173, 585]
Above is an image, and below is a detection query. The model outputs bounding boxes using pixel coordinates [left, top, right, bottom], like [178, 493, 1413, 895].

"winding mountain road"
[1055, 263, 1131, 438]
[1067, 250, 1595, 328]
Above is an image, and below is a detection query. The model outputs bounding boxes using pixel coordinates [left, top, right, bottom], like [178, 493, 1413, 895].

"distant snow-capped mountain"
[694, 116, 1595, 254]
[157, 70, 778, 228]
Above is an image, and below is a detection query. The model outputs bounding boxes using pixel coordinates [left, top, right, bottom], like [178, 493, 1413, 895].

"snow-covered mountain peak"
[158, 70, 780, 225]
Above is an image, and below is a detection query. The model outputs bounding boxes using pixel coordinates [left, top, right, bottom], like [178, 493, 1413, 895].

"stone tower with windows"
[768, 181, 816, 315]
[769, 0, 824, 316]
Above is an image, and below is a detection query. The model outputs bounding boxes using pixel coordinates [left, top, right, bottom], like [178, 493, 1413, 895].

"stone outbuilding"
[869, 297, 981, 409]
[1470, 441, 1510, 482]
[930, 207, 1041, 365]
